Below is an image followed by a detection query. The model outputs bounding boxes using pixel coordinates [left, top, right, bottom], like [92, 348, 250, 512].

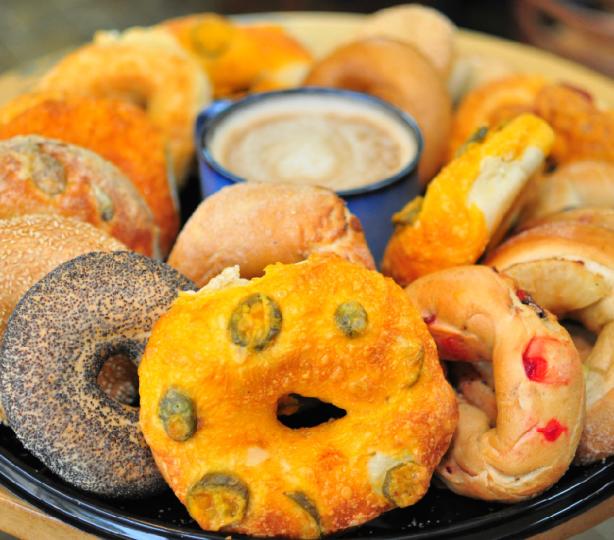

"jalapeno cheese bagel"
[382, 114, 554, 287]
[406, 265, 584, 501]
[0, 135, 160, 257]
[0, 93, 178, 255]
[0, 251, 194, 496]
[38, 27, 211, 183]
[139, 254, 457, 538]
[168, 183, 375, 287]
[517, 161, 614, 230]
[304, 38, 451, 183]
[488, 222, 614, 464]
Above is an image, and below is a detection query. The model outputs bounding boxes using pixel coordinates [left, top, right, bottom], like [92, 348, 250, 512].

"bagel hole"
[97, 353, 140, 407]
[562, 320, 596, 363]
[276, 393, 346, 429]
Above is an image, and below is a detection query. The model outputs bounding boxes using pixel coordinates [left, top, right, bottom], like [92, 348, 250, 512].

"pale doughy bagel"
[168, 183, 375, 287]
[519, 207, 614, 234]
[304, 38, 451, 184]
[357, 4, 456, 77]
[38, 27, 211, 184]
[488, 222, 614, 464]
[406, 265, 584, 501]
[518, 161, 614, 228]
[382, 114, 554, 286]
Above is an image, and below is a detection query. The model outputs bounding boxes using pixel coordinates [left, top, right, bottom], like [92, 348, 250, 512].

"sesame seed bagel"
[139, 254, 457, 538]
[0, 251, 194, 497]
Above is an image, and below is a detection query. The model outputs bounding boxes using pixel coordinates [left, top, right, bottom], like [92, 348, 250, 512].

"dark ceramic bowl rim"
[198, 87, 424, 197]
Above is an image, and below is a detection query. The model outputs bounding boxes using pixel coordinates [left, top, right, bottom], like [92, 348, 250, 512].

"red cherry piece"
[423, 314, 436, 325]
[516, 289, 529, 302]
[523, 337, 549, 382]
[537, 419, 568, 442]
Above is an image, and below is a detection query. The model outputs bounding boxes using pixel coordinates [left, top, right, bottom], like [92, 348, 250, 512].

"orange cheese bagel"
[0, 135, 160, 257]
[382, 114, 554, 286]
[0, 93, 178, 255]
[406, 266, 585, 501]
[38, 27, 211, 183]
[139, 255, 457, 538]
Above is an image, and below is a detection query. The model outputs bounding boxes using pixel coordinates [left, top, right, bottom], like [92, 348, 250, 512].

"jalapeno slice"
[229, 293, 282, 351]
[335, 301, 368, 338]
[286, 491, 321, 536]
[158, 388, 196, 442]
[382, 461, 424, 507]
[187, 472, 249, 529]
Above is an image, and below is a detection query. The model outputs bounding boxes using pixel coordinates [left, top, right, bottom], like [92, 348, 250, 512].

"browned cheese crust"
[488, 222, 614, 463]
[0, 135, 160, 257]
[168, 183, 375, 287]
[406, 265, 585, 501]
[0, 251, 195, 497]
[139, 254, 457, 538]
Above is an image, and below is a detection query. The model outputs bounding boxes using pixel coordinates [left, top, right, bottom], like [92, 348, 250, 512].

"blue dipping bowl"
[195, 88, 423, 264]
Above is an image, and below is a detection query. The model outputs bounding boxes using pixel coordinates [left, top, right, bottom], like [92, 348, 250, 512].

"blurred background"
[0, 0, 612, 75]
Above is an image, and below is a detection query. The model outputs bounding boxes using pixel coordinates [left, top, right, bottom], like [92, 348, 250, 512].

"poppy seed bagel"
[0, 251, 195, 498]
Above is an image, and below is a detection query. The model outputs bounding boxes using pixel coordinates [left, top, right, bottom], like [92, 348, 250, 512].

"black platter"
[0, 156, 613, 540]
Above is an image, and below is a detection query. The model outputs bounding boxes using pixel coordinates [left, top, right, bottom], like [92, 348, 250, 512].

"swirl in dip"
[209, 93, 418, 192]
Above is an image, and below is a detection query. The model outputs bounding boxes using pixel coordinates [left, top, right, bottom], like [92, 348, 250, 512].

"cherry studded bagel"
[139, 254, 457, 538]
[488, 222, 614, 463]
[406, 266, 584, 502]
[0, 251, 194, 497]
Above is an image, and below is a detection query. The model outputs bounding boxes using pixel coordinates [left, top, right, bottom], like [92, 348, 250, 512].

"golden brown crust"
[162, 14, 312, 99]
[356, 5, 456, 77]
[139, 255, 457, 538]
[38, 27, 211, 184]
[0, 93, 178, 255]
[304, 38, 451, 184]
[488, 222, 614, 464]
[168, 183, 375, 287]
[0, 135, 160, 257]
[406, 265, 585, 501]
[517, 161, 614, 229]
[0, 214, 124, 339]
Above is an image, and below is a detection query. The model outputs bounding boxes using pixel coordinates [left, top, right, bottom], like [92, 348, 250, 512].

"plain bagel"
[304, 38, 451, 183]
[168, 182, 375, 287]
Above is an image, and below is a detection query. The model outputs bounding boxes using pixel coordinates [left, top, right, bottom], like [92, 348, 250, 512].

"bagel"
[488, 222, 614, 463]
[0, 214, 124, 339]
[517, 161, 614, 229]
[519, 207, 614, 234]
[534, 84, 614, 166]
[406, 265, 584, 501]
[0, 214, 126, 423]
[0, 251, 194, 497]
[168, 183, 374, 287]
[0, 93, 178, 255]
[0, 135, 160, 257]
[162, 14, 312, 98]
[448, 75, 547, 159]
[38, 27, 211, 183]
[304, 37, 451, 183]
[356, 4, 456, 77]
[382, 113, 554, 286]
[139, 254, 457, 538]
